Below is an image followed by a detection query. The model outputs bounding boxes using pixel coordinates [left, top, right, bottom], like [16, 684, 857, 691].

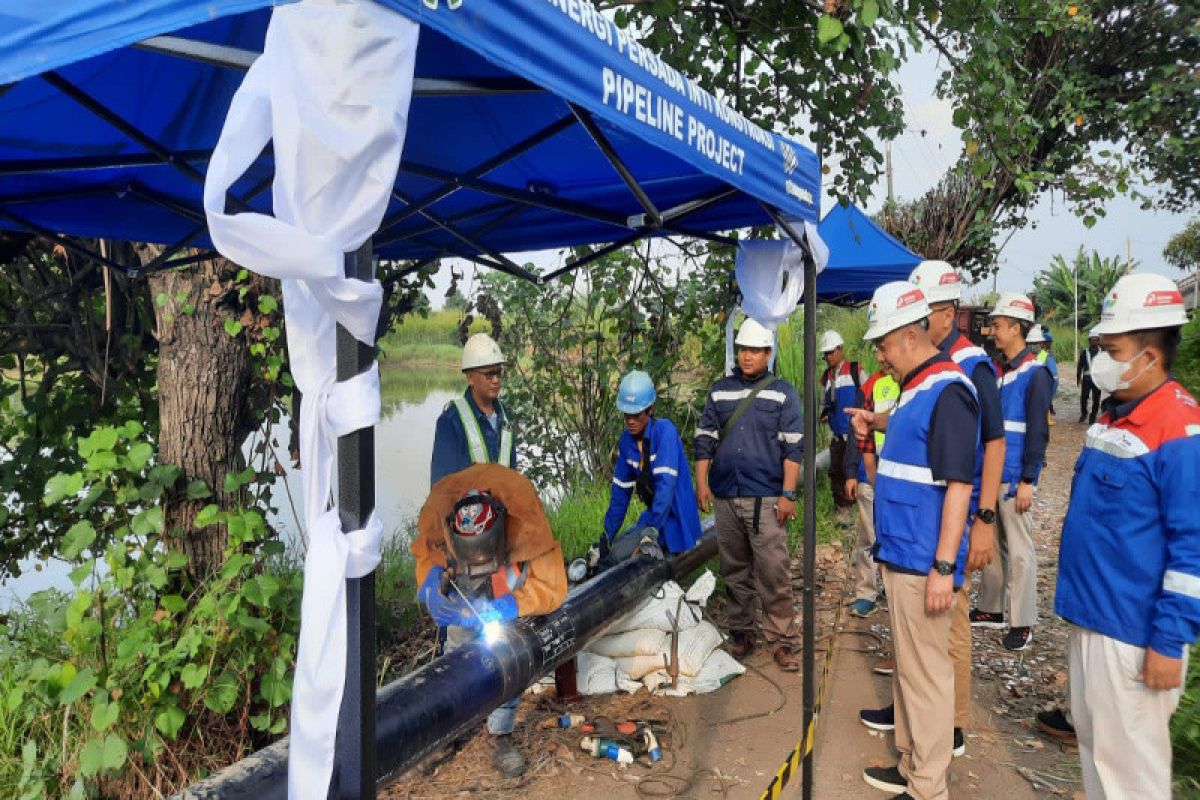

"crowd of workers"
[410, 259, 1199, 798]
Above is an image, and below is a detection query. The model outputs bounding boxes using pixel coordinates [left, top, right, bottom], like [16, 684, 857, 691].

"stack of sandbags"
[577, 570, 745, 696]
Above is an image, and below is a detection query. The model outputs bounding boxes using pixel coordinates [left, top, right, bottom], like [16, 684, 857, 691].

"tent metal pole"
[760, 204, 817, 800]
[333, 241, 378, 799]
[538, 231, 646, 284]
[0, 149, 215, 176]
[569, 104, 662, 227]
[377, 115, 576, 234]
[0, 207, 133, 275]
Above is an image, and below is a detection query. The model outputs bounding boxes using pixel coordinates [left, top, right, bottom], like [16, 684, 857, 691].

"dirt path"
[383, 371, 1090, 799]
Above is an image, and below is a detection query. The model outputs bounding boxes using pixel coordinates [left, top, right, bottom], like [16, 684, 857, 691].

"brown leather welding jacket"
[412, 463, 567, 617]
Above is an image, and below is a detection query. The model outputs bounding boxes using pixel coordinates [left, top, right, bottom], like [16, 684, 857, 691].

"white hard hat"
[1088, 326, 1100, 340]
[908, 259, 961, 304]
[1091, 273, 1188, 335]
[819, 330, 844, 353]
[988, 292, 1036, 323]
[461, 333, 506, 371]
[1026, 324, 1046, 343]
[734, 317, 775, 348]
[863, 281, 932, 341]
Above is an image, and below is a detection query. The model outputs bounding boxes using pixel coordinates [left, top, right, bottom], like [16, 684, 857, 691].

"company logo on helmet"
[940, 272, 960, 285]
[896, 289, 924, 308]
[1144, 290, 1183, 307]
[1012, 298, 1034, 311]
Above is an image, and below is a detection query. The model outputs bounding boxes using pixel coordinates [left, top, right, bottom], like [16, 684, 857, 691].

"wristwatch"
[975, 507, 996, 525]
[933, 560, 956, 576]
[781, 490, 798, 501]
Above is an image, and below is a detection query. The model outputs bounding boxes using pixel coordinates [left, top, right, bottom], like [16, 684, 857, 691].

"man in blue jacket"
[1055, 273, 1200, 799]
[597, 370, 701, 561]
[431, 333, 517, 484]
[694, 318, 803, 672]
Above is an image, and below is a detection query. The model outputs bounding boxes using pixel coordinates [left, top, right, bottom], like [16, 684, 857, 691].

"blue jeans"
[445, 625, 519, 735]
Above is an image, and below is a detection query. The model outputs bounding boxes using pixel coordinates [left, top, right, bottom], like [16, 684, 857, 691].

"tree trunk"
[145, 250, 255, 571]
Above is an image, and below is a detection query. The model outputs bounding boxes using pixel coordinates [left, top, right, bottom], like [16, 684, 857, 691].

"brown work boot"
[728, 630, 756, 659]
[772, 643, 800, 672]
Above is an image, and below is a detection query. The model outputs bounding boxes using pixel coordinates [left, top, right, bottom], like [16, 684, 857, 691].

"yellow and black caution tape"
[757, 547, 852, 800]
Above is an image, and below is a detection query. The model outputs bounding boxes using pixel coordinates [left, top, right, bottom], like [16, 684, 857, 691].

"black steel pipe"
[173, 531, 717, 799]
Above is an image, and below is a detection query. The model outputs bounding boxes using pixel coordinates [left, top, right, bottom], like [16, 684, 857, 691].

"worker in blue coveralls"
[1054, 273, 1200, 799]
[820, 330, 869, 510]
[431, 333, 517, 484]
[592, 370, 701, 567]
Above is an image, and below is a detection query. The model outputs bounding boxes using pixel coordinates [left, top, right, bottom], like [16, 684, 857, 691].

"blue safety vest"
[997, 350, 1048, 488]
[822, 360, 864, 438]
[947, 334, 997, 505]
[1055, 381, 1200, 658]
[873, 360, 977, 585]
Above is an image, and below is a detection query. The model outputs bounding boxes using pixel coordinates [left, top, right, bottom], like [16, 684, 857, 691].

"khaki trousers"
[884, 567, 955, 800]
[714, 496, 800, 646]
[1069, 628, 1186, 799]
[950, 585, 971, 729]
[979, 494, 1038, 627]
[852, 482, 880, 602]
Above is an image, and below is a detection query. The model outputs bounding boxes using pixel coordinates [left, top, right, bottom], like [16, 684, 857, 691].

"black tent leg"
[333, 240, 378, 799]
[800, 233, 817, 800]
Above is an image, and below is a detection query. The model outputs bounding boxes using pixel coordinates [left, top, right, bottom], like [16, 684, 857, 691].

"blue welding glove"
[417, 566, 471, 628]
[461, 594, 519, 630]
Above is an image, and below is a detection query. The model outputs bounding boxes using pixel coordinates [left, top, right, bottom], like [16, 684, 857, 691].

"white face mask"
[1090, 349, 1154, 393]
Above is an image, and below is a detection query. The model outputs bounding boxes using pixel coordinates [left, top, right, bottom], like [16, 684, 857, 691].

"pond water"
[1, 363, 464, 607]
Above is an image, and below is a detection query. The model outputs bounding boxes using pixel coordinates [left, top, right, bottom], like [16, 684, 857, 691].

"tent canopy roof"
[815, 202, 921, 304]
[0, 0, 821, 282]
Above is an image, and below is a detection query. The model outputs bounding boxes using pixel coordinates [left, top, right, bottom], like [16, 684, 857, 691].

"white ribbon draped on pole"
[201, 1, 420, 796]
[724, 224, 828, 374]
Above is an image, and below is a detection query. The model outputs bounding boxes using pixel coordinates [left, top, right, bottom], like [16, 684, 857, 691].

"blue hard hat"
[1043, 330, 1054, 342]
[616, 370, 656, 414]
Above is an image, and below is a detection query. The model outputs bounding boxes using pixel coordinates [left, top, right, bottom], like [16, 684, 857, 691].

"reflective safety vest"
[451, 396, 514, 467]
[874, 360, 977, 585]
[996, 351, 1047, 487]
[948, 335, 998, 497]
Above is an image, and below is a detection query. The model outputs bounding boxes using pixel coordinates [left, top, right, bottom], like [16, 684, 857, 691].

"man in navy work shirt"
[694, 318, 803, 673]
[1055, 273, 1200, 798]
[972, 293, 1052, 652]
[857, 281, 979, 800]
[431, 333, 517, 484]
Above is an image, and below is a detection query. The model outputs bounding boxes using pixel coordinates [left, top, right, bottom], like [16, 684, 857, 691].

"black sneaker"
[1003, 626, 1033, 651]
[1036, 707, 1077, 743]
[859, 704, 895, 731]
[953, 727, 965, 757]
[863, 764, 907, 793]
[969, 608, 1005, 629]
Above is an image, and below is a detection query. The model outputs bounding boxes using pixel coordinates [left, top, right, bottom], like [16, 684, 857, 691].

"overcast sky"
[418, 49, 1192, 308]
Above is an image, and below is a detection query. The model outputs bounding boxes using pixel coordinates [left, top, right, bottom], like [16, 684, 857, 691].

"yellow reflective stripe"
[452, 397, 490, 464]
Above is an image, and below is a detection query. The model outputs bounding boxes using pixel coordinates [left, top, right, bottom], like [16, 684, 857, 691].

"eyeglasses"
[477, 368, 504, 381]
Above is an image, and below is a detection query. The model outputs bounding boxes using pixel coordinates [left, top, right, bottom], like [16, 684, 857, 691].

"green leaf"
[181, 663, 209, 690]
[860, 0, 879, 27]
[154, 704, 186, 739]
[61, 521, 97, 560]
[186, 480, 212, 499]
[194, 503, 221, 528]
[90, 697, 120, 732]
[132, 506, 164, 536]
[44, 472, 84, 506]
[68, 560, 94, 587]
[79, 734, 127, 776]
[817, 15, 843, 44]
[59, 667, 96, 706]
[258, 294, 279, 314]
[127, 442, 154, 469]
[224, 319, 244, 337]
[79, 427, 119, 457]
[165, 550, 190, 569]
[204, 671, 240, 714]
[155, 292, 169, 308]
[161, 594, 188, 614]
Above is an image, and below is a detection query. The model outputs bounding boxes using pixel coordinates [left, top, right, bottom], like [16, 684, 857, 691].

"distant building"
[1180, 272, 1199, 313]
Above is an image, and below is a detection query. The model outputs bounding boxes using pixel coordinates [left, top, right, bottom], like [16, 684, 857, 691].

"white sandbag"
[685, 569, 717, 605]
[676, 620, 724, 676]
[606, 580, 703, 635]
[642, 649, 746, 696]
[614, 654, 669, 680]
[587, 628, 669, 659]
[576, 652, 642, 696]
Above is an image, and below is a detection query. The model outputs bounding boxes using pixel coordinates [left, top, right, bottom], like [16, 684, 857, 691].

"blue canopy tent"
[0, 2, 828, 798]
[817, 202, 921, 304]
